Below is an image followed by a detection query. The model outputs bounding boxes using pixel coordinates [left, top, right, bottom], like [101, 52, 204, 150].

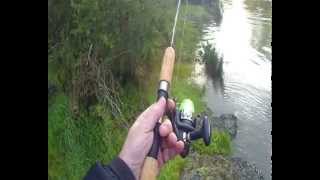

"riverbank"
[197, 0, 272, 178]
[48, 3, 224, 179]
[48, 1, 269, 178]
[48, 59, 235, 179]
[181, 153, 265, 180]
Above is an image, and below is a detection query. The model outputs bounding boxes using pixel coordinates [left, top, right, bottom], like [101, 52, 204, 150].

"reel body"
[170, 99, 211, 157]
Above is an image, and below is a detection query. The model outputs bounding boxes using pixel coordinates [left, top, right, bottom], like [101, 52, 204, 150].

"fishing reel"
[170, 99, 211, 157]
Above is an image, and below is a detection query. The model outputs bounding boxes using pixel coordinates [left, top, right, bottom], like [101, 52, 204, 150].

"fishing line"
[170, 0, 182, 47]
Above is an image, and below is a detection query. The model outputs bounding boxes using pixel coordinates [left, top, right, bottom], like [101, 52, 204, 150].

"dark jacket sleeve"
[84, 157, 135, 180]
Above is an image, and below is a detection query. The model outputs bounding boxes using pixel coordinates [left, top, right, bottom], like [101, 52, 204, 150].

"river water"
[191, 0, 272, 179]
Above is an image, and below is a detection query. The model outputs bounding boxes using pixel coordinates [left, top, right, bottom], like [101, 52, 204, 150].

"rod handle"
[140, 157, 158, 180]
[159, 47, 175, 84]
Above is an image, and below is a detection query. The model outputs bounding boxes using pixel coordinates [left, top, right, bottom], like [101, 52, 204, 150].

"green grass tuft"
[192, 129, 232, 156]
[48, 94, 126, 179]
[158, 156, 186, 180]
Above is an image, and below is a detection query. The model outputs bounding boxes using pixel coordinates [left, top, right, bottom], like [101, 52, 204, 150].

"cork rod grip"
[140, 47, 175, 180]
[159, 47, 175, 84]
[140, 157, 158, 180]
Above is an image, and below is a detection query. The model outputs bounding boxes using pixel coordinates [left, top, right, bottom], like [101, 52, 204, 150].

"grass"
[48, 60, 210, 180]
[48, 3, 232, 180]
[192, 129, 232, 156]
[48, 94, 126, 179]
[47, 78, 197, 180]
[158, 156, 186, 180]
[48, 59, 231, 180]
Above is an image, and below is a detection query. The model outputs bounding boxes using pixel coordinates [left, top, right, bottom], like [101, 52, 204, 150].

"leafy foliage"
[200, 42, 224, 78]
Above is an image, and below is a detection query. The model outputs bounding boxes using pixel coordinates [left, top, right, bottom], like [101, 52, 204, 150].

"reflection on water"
[245, 0, 272, 60]
[192, 0, 272, 179]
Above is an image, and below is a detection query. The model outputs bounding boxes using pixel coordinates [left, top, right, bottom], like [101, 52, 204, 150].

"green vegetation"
[158, 156, 186, 180]
[192, 129, 232, 156]
[200, 42, 223, 78]
[48, 0, 231, 179]
[48, 94, 127, 179]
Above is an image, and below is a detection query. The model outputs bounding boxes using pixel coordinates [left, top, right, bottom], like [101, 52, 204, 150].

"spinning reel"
[170, 99, 211, 157]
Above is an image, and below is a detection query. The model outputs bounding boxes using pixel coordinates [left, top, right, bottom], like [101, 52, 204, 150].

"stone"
[210, 114, 238, 139]
[180, 153, 265, 180]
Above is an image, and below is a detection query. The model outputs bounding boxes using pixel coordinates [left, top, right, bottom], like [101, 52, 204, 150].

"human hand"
[119, 97, 184, 179]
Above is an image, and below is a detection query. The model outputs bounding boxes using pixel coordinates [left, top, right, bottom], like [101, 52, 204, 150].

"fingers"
[160, 141, 184, 164]
[160, 118, 184, 152]
[160, 118, 177, 149]
[166, 148, 178, 161]
[157, 151, 165, 168]
[158, 149, 175, 167]
[162, 148, 171, 162]
[135, 97, 166, 130]
[160, 131, 184, 153]
[166, 133, 178, 147]
[166, 98, 176, 114]
[175, 140, 184, 153]
[159, 118, 173, 137]
[134, 97, 175, 131]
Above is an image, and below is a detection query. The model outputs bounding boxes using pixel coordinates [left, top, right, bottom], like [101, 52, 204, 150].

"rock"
[181, 153, 233, 180]
[230, 157, 265, 180]
[180, 153, 265, 180]
[218, 114, 238, 139]
[196, 110, 238, 139]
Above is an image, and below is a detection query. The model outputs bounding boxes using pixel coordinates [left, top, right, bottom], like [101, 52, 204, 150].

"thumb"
[137, 97, 166, 130]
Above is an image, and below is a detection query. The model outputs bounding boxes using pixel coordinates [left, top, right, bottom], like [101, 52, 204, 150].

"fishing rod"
[140, 0, 211, 179]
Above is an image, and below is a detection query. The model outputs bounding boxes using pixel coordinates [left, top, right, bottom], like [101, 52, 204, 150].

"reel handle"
[190, 116, 211, 146]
